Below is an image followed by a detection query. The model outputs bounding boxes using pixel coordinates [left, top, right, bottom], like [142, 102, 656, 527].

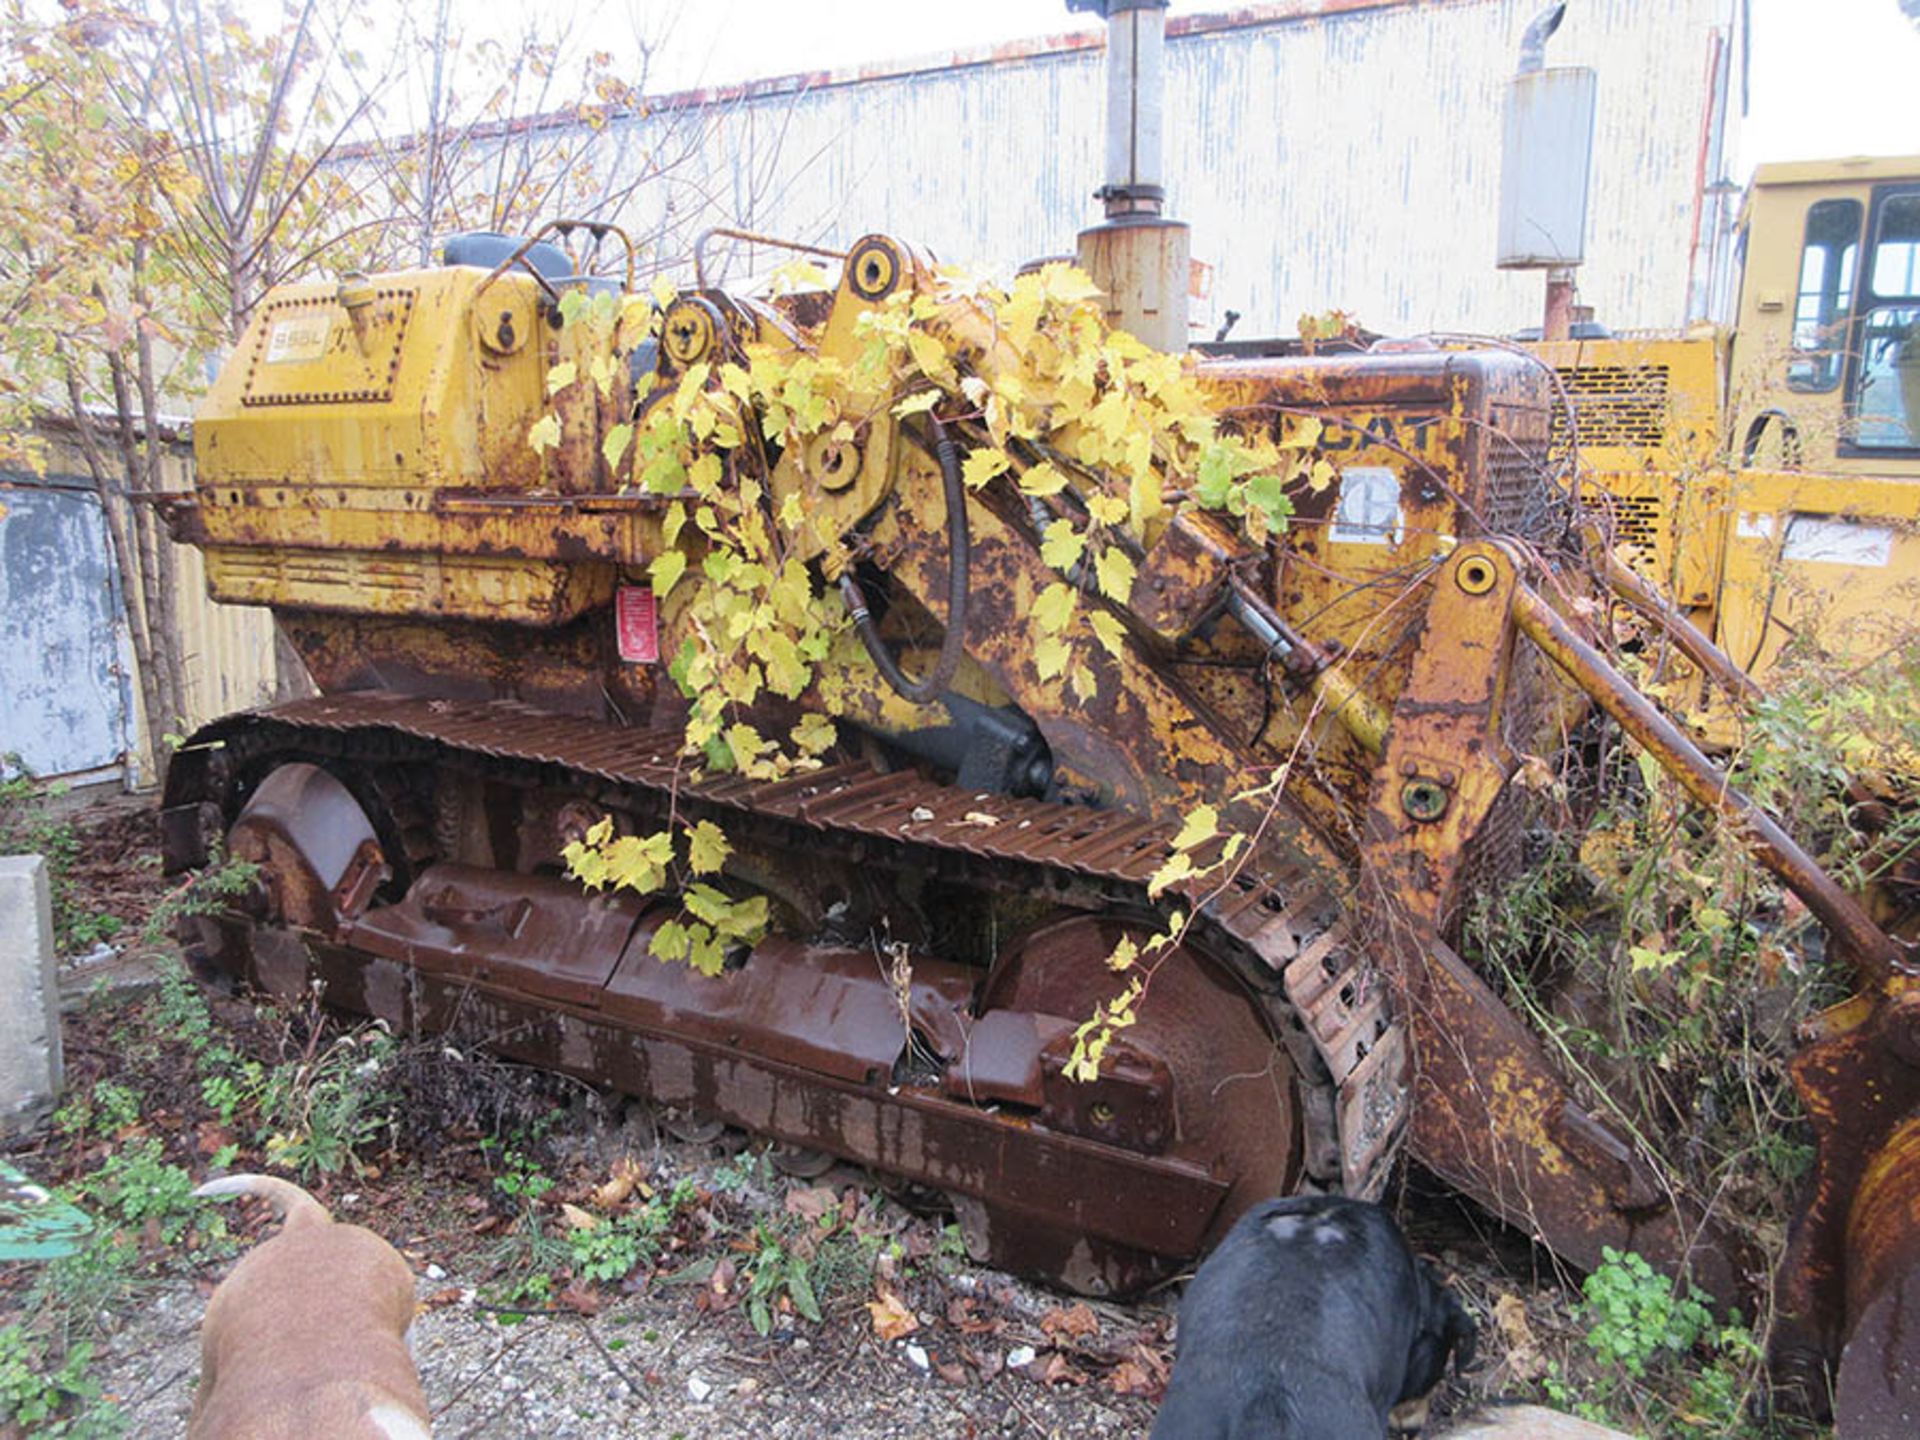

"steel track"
[172, 690, 1409, 1205]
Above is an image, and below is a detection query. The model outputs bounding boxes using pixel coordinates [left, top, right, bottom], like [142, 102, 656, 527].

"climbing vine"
[555, 259, 1316, 1043]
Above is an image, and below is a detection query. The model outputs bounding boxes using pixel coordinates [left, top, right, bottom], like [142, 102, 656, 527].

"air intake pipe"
[1067, 0, 1190, 350]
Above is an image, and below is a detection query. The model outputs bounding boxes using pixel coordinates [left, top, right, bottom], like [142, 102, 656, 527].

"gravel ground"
[80, 1147, 1171, 1440]
[88, 1260, 1165, 1439]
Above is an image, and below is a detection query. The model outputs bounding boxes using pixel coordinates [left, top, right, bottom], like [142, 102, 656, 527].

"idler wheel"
[952, 912, 1303, 1294]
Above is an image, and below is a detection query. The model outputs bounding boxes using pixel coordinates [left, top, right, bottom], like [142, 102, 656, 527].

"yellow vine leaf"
[1039, 519, 1086, 572]
[650, 919, 690, 963]
[1280, 416, 1324, 450]
[1063, 974, 1144, 1083]
[687, 820, 731, 875]
[1017, 461, 1068, 497]
[962, 447, 1011, 489]
[1033, 581, 1076, 635]
[1086, 493, 1128, 526]
[893, 390, 940, 418]
[1035, 635, 1071, 681]
[791, 713, 837, 755]
[1146, 850, 1195, 899]
[906, 329, 951, 383]
[725, 723, 775, 776]
[545, 361, 577, 395]
[649, 549, 687, 597]
[602, 422, 634, 471]
[1088, 610, 1127, 659]
[1094, 546, 1136, 604]
[1130, 465, 1164, 533]
[1171, 804, 1220, 852]
[527, 413, 562, 453]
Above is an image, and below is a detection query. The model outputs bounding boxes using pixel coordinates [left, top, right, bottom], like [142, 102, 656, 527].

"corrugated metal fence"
[587, 0, 1741, 338]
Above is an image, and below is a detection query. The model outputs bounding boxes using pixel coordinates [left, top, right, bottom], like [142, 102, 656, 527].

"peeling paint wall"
[585, 0, 1741, 339]
[0, 481, 128, 779]
[2, 434, 279, 784]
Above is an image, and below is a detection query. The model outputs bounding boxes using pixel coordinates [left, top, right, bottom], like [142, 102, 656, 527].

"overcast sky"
[593, 0, 1920, 177]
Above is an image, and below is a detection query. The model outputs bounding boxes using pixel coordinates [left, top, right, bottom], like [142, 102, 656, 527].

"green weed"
[258, 1026, 397, 1177]
[53, 1081, 142, 1141]
[740, 1224, 823, 1336]
[1544, 1248, 1764, 1437]
[0, 761, 118, 954]
[0, 1327, 125, 1438]
[80, 1137, 197, 1242]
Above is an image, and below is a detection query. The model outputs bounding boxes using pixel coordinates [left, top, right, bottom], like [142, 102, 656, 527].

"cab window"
[1849, 190, 1920, 449]
[1787, 198, 1860, 393]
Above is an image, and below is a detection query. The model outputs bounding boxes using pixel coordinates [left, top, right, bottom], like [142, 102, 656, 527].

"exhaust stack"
[1496, 3, 1597, 341]
[1068, 0, 1190, 350]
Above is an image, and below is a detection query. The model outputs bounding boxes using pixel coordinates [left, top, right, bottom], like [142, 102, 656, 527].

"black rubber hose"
[839, 412, 971, 704]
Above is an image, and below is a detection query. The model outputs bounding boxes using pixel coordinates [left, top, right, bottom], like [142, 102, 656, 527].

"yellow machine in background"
[1536, 156, 1920, 739]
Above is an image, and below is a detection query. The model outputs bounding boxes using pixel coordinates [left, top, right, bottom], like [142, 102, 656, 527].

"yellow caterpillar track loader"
[156, 3, 1915, 1429]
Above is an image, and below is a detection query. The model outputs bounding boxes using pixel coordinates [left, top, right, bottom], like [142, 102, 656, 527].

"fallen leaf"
[959, 811, 1001, 827]
[965, 1345, 1004, 1379]
[867, 1289, 920, 1341]
[934, 1358, 969, 1385]
[1107, 1359, 1155, 1396]
[593, 1157, 648, 1210]
[558, 1287, 603, 1316]
[710, 1256, 737, 1297]
[1511, 753, 1556, 793]
[784, 1186, 839, 1223]
[559, 1202, 599, 1231]
[1492, 1292, 1546, 1383]
[421, 1287, 464, 1309]
[1038, 1352, 1086, 1387]
[1039, 1302, 1100, 1342]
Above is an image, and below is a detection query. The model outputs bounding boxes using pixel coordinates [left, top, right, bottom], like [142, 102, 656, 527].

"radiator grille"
[1478, 422, 1566, 540]
[1550, 364, 1671, 456]
[1610, 494, 1663, 550]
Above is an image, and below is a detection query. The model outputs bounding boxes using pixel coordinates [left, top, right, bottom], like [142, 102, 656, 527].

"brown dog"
[190, 1174, 432, 1440]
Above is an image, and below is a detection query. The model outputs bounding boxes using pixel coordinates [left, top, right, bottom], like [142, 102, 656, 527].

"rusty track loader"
[155, 4, 1918, 1429]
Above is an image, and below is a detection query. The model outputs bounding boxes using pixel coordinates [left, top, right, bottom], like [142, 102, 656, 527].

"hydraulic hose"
[839, 411, 971, 703]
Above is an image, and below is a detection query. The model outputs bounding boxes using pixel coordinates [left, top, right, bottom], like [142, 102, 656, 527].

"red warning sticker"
[615, 586, 659, 663]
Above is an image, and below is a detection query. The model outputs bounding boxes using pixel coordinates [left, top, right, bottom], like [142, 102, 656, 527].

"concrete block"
[0, 855, 64, 1135]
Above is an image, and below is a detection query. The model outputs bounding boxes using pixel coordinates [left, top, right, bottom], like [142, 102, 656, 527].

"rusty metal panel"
[572, 0, 1739, 339]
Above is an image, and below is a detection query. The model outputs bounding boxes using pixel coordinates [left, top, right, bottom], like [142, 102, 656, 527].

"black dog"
[1151, 1195, 1477, 1439]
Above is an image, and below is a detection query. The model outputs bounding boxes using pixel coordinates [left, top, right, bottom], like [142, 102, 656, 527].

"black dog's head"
[1389, 1257, 1478, 1434]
